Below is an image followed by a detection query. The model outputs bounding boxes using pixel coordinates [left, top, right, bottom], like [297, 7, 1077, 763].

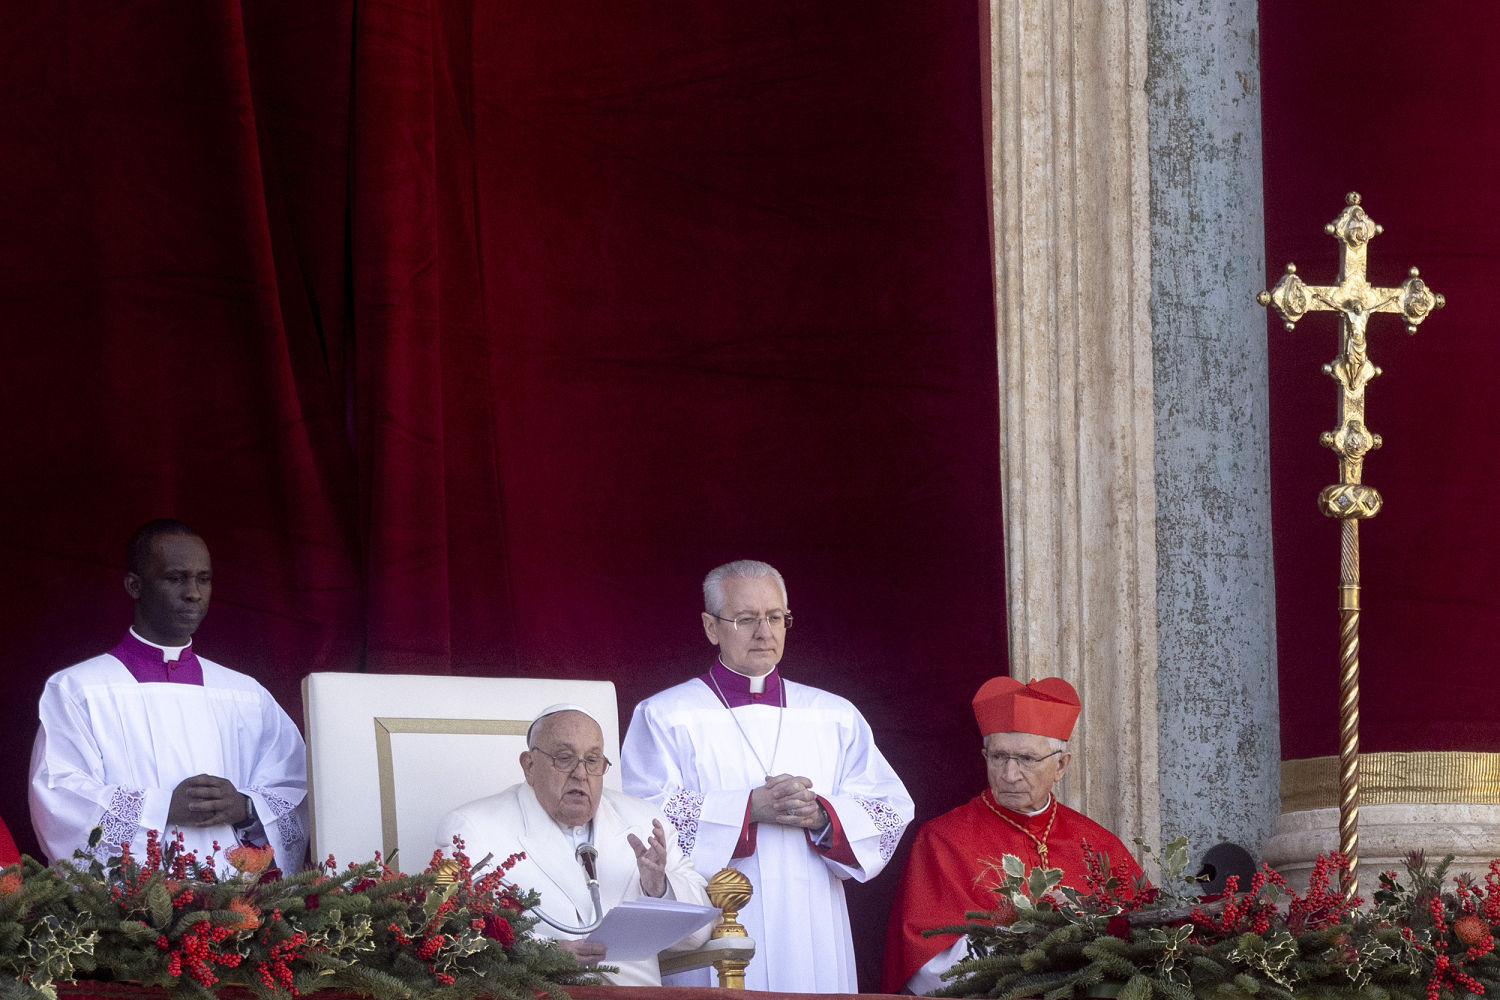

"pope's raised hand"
[628, 819, 669, 897]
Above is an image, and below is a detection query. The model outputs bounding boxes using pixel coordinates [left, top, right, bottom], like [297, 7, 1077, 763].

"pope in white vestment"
[437, 705, 712, 987]
[622, 560, 914, 992]
[438, 784, 710, 986]
[27, 522, 307, 873]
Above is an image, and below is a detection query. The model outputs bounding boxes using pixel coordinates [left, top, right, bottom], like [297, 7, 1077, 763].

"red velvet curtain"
[0, 3, 1001, 988]
[1261, 0, 1500, 757]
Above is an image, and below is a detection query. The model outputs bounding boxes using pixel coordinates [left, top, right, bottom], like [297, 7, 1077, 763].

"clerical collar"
[703, 659, 782, 707]
[1022, 795, 1054, 818]
[555, 818, 593, 849]
[988, 793, 1054, 820]
[111, 629, 204, 685]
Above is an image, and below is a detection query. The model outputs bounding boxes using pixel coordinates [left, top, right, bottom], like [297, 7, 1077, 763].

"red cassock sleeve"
[0, 813, 20, 869]
[882, 803, 998, 993]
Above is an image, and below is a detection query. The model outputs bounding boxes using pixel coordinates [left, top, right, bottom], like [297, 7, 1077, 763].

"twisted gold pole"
[1259, 193, 1443, 900]
[1336, 519, 1361, 893]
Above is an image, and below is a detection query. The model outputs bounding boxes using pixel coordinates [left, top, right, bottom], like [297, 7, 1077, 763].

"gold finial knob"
[707, 867, 753, 914]
[706, 868, 754, 939]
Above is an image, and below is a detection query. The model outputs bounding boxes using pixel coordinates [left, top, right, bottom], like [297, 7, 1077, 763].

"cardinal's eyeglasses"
[982, 749, 1064, 771]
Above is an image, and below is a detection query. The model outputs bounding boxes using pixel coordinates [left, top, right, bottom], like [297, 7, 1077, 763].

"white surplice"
[436, 783, 711, 986]
[621, 675, 914, 992]
[29, 652, 308, 871]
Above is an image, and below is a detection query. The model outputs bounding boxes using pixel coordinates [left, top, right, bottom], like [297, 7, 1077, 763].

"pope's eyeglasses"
[711, 611, 793, 631]
[531, 748, 612, 776]
[982, 748, 1063, 771]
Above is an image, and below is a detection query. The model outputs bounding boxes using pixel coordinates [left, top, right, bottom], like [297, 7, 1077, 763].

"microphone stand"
[531, 842, 605, 935]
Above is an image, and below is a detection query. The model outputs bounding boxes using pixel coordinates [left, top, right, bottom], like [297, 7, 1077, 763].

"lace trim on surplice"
[662, 790, 704, 855]
[251, 787, 308, 868]
[98, 786, 146, 860]
[856, 795, 906, 862]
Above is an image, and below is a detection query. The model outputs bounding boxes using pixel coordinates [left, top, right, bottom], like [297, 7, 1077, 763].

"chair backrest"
[302, 672, 620, 873]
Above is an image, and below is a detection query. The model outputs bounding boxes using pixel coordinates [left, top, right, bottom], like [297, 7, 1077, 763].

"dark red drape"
[0, 3, 1001, 988]
[1261, 0, 1500, 758]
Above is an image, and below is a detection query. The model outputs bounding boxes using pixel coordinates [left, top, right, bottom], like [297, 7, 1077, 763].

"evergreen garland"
[0, 831, 601, 1000]
[927, 840, 1500, 1000]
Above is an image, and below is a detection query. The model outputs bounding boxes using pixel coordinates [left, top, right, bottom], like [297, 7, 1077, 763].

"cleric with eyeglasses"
[435, 704, 711, 986]
[621, 559, 914, 993]
[882, 676, 1144, 994]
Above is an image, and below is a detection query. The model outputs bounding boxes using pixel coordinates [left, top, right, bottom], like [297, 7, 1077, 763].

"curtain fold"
[1, 7, 1000, 986]
[1261, 0, 1500, 758]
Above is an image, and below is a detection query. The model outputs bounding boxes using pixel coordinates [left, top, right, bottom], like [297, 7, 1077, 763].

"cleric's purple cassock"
[622, 662, 913, 993]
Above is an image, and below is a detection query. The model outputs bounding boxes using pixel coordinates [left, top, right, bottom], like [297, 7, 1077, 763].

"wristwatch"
[232, 794, 257, 831]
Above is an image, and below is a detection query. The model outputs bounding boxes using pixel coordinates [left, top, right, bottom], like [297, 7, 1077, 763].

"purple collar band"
[703, 659, 782, 708]
[110, 631, 204, 686]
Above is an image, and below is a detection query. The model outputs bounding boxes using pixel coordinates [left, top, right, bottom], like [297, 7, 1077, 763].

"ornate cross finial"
[1259, 192, 1444, 509]
[1257, 192, 1443, 899]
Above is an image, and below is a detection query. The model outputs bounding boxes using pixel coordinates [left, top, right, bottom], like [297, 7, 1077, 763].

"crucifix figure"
[1258, 192, 1443, 898]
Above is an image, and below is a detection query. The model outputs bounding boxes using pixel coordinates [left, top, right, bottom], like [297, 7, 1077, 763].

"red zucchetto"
[971, 676, 1080, 740]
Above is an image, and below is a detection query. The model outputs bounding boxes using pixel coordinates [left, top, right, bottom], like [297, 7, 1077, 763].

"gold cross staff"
[1258, 192, 1443, 899]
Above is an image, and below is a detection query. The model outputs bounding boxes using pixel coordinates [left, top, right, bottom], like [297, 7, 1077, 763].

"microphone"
[575, 842, 599, 883]
[531, 841, 605, 935]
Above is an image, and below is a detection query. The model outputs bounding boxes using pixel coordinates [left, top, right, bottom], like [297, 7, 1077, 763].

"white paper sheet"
[585, 897, 719, 961]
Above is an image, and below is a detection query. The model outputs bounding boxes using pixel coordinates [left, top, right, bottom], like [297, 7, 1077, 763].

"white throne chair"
[301, 672, 754, 987]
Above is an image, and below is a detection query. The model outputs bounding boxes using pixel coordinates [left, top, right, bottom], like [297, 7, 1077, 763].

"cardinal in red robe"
[882, 676, 1142, 994]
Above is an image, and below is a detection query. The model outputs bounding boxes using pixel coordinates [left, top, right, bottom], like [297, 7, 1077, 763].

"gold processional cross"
[1258, 192, 1443, 898]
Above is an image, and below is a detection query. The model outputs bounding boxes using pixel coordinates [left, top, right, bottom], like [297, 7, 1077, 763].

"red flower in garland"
[1105, 915, 1131, 939]
[482, 914, 515, 947]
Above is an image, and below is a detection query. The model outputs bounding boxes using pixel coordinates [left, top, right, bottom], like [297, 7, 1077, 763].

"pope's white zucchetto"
[526, 703, 601, 746]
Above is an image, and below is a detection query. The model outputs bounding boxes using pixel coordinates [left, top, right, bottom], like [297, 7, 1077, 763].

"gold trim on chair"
[1282, 752, 1500, 812]
[373, 717, 530, 860]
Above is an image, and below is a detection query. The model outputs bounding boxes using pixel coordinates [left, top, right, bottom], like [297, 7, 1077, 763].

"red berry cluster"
[1186, 853, 1361, 945]
[1419, 875, 1499, 1000]
[164, 920, 241, 987]
[1284, 852, 1361, 932]
[108, 829, 215, 920]
[1481, 860, 1500, 925]
[1080, 841, 1147, 913]
[1189, 873, 1275, 939]
[379, 839, 530, 985]
[254, 918, 310, 997]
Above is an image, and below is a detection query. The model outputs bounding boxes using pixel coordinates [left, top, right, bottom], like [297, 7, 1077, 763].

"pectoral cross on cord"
[982, 789, 1056, 867]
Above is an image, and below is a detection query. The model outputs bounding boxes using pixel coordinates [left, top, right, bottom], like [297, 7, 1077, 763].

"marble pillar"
[982, 0, 1161, 848]
[1144, 0, 1281, 861]
[984, 0, 1281, 864]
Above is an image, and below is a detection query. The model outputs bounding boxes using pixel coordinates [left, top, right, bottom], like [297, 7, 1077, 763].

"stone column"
[982, 0, 1161, 847]
[1145, 0, 1281, 860]
[1265, 753, 1500, 891]
[985, 0, 1283, 861]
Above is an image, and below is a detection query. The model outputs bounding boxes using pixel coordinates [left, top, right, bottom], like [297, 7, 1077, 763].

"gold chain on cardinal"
[981, 789, 1056, 867]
